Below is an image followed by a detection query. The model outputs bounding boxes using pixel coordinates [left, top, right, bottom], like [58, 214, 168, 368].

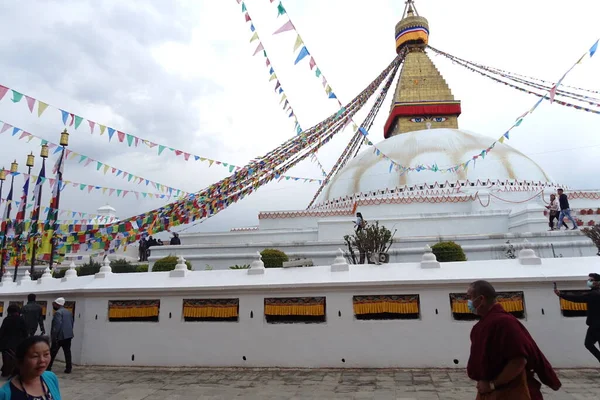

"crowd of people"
[0, 294, 73, 398]
[138, 232, 181, 262]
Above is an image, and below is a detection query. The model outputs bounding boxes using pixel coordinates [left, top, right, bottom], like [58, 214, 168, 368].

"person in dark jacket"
[170, 232, 181, 245]
[554, 272, 600, 363]
[556, 188, 578, 230]
[0, 305, 28, 377]
[47, 297, 74, 374]
[21, 294, 45, 337]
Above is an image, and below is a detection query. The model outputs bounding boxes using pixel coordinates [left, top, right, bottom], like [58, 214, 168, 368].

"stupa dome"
[317, 128, 552, 203]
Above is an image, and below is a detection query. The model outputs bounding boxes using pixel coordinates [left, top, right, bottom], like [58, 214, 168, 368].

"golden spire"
[384, 0, 462, 138]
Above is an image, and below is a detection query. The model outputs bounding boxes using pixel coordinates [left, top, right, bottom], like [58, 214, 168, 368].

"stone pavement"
[47, 367, 600, 399]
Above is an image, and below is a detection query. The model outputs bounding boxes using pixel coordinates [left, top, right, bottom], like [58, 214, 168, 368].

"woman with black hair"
[0, 336, 62, 399]
[354, 212, 366, 233]
[0, 305, 28, 378]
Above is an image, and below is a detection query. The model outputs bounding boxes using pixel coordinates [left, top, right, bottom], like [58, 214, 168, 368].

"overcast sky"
[0, 0, 598, 235]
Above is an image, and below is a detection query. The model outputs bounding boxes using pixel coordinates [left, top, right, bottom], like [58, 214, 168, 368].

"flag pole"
[48, 129, 69, 271]
[13, 152, 35, 282]
[29, 144, 48, 275]
[0, 160, 19, 280]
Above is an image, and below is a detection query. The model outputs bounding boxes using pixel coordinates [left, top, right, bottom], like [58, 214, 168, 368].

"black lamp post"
[30, 143, 48, 275]
[49, 129, 69, 270]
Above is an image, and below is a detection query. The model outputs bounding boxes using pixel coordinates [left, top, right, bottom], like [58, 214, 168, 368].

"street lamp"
[29, 144, 48, 274]
[49, 130, 68, 270]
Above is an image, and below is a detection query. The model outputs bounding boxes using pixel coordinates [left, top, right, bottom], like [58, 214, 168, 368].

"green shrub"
[431, 241, 467, 262]
[260, 249, 289, 268]
[53, 268, 67, 278]
[79, 258, 102, 276]
[110, 258, 138, 273]
[229, 264, 250, 269]
[152, 256, 192, 272]
[136, 264, 149, 273]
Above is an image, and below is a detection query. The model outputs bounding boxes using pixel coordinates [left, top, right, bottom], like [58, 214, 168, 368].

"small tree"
[344, 221, 393, 264]
[431, 241, 467, 262]
[260, 249, 289, 268]
[583, 224, 600, 256]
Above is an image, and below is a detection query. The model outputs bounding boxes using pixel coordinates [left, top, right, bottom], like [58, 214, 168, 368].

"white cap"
[54, 297, 65, 306]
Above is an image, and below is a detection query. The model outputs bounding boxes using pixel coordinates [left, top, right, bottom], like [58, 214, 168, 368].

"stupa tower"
[383, 0, 461, 138]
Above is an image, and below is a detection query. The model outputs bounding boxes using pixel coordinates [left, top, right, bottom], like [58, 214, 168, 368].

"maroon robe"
[467, 304, 561, 399]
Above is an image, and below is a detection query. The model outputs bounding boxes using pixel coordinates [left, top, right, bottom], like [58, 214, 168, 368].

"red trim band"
[383, 103, 462, 138]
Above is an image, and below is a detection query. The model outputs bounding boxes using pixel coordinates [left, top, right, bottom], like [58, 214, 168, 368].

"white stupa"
[149, 4, 600, 270]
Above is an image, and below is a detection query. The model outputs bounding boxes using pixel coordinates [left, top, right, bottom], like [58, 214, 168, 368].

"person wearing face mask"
[466, 280, 561, 399]
[554, 273, 600, 363]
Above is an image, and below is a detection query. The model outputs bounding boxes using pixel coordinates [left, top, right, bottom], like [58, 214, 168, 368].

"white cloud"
[0, 0, 598, 235]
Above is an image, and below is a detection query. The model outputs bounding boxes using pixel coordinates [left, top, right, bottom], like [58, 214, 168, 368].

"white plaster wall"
[181, 229, 317, 246]
[149, 232, 595, 270]
[2, 282, 594, 369]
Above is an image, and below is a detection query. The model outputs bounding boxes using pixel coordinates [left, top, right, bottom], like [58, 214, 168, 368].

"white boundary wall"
[1, 252, 599, 369]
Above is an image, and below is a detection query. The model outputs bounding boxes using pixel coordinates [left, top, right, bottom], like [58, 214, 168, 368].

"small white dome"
[317, 128, 552, 203]
[97, 204, 116, 213]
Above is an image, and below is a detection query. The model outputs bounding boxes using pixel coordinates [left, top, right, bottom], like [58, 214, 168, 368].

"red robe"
[467, 304, 561, 399]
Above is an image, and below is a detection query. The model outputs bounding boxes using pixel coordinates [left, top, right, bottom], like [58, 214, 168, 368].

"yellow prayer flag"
[37, 102, 49, 117]
[103, 164, 110, 174]
[293, 35, 304, 52]
[269, 73, 277, 82]
[99, 125, 106, 135]
[249, 32, 259, 43]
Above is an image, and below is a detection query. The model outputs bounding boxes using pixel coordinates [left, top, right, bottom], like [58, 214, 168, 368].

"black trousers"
[584, 326, 600, 363]
[48, 338, 72, 371]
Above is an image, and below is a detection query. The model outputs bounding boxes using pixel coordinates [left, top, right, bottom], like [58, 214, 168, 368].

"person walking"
[354, 212, 366, 233]
[21, 294, 46, 337]
[0, 336, 62, 399]
[545, 194, 567, 231]
[47, 298, 74, 374]
[554, 273, 600, 364]
[0, 305, 28, 378]
[556, 189, 578, 230]
[466, 280, 561, 399]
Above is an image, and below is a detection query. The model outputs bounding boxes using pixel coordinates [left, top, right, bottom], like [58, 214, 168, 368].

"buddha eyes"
[409, 117, 447, 123]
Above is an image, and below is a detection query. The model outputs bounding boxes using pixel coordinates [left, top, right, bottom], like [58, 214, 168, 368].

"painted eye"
[410, 117, 424, 123]
[432, 117, 447, 122]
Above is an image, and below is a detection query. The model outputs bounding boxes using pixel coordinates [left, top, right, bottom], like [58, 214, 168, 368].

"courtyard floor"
[44, 367, 600, 399]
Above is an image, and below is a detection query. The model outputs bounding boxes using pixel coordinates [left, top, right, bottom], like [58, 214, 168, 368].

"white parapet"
[63, 261, 78, 281]
[421, 245, 440, 269]
[519, 240, 542, 265]
[170, 256, 189, 277]
[1, 270, 13, 284]
[20, 269, 32, 283]
[331, 248, 349, 272]
[38, 267, 53, 284]
[95, 257, 113, 278]
[248, 252, 265, 275]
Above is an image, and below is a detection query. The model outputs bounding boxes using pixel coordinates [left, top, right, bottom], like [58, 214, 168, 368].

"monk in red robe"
[466, 280, 561, 399]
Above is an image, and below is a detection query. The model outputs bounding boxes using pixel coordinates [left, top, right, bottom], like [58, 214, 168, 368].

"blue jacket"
[0, 371, 61, 400]
[51, 307, 74, 341]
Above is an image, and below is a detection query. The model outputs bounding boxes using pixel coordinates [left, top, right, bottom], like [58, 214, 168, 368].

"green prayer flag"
[315, 68, 321, 77]
[242, 2, 246, 12]
[74, 115, 83, 129]
[277, 2, 286, 16]
[11, 90, 23, 103]
[96, 162, 102, 171]
[158, 145, 166, 155]
[126, 134, 134, 146]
